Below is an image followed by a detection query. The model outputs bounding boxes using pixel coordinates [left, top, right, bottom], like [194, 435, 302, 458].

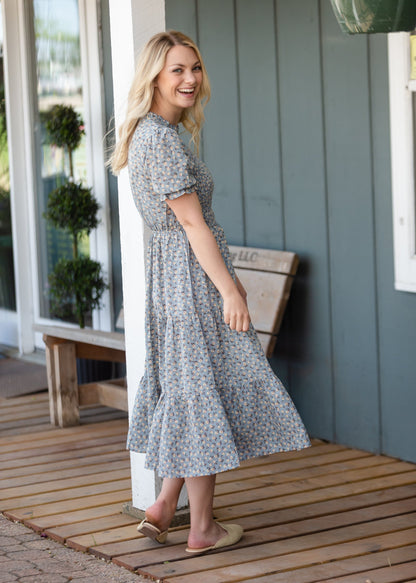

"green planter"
[330, 0, 416, 34]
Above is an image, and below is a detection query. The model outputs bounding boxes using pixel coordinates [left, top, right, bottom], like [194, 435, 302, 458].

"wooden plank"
[235, 269, 294, 334]
[34, 325, 125, 350]
[0, 402, 54, 422]
[0, 423, 55, 437]
[67, 523, 140, 552]
[274, 0, 333, 441]
[1, 477, 131, 510]
[53, 341, 79, 427]
[256, 332, 275, 357]
[229, 246, 298, 275]
[0, 392, 49, 407]
[3, 488, 132, 521]
[79, 408, 126, 424]
[216, 447, 371, 484]
[215, 470, 416, 520]
[43, 335, 67, 425]
[217, 442, 347, 475]
[0, 469, 131, 502]
[97, 528, 189, 561]
[0, 397, 47, 416]
[45, 513, 138, 543]
[25, 502, 134, 531]
[322, 562, 416, 583]
[149, 527, 416, 581]
[214, 462, 415, 509]
[75, 342, 125, 363]
[321, 0, 380, 451]
[197, 0, 245, 243]
[111, 498, 416, 570]
[240, 545, 416, 582]
[214, 455, 401, 496]
[0, 458, 129, 489]
[0, 418, 127, 449]
[0, 434, 126, 466]
[165, 0, 197, 42]
[235, 0, 284, 250]
[78, 381, 128, 411]
[0, 414, 51, 431]
[0, 449, 129, 480]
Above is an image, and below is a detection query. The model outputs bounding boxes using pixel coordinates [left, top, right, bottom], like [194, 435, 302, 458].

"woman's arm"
[166, 192, 250, 332]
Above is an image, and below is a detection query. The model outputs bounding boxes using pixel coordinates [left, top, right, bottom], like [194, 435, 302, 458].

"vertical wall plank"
[275, 0, 334, 439]
[236, 0, 284, 249]
[197, 0, 245, 243]
[165, 0, 197, 39]
[321, 1, 380, 451]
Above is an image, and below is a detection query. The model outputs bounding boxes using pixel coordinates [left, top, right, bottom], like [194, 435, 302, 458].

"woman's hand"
[223, 289, 251, 332]
[235, 276, 248, 305]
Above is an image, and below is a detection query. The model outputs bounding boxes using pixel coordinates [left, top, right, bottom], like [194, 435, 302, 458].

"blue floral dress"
[126, 112, 310, 478]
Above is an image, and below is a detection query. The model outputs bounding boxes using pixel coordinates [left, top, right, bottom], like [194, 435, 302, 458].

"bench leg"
[44, 335, 67, 426]
[53, 342, 80, 427]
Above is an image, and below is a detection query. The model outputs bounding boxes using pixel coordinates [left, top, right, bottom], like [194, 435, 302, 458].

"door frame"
[1, 0, 113, 353]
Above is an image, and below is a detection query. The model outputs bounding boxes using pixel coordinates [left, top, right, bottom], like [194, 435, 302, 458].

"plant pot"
[330, 0, 416, 34]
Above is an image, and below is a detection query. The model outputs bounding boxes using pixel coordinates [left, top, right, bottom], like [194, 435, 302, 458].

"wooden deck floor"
[1, 392, 416, 582]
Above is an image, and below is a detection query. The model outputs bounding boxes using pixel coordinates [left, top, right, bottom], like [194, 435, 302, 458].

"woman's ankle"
[145, 498, 176, 531]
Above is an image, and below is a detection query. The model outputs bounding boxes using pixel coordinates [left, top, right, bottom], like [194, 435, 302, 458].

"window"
[30, 0, 111, 330]
[32, 0, 90, 322]
[388, 32, 416, 292]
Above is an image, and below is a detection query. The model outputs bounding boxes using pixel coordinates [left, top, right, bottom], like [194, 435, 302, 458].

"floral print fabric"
[126, 112, 310, 478]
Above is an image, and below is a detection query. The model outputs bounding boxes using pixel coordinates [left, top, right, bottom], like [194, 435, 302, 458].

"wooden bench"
[229, 245, 299, 357]
[37, 246, 298, 427]
[34, 325, 127, 427]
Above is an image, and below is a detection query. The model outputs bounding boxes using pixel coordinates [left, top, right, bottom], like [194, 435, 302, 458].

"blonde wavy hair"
[110, 30, 210, 175]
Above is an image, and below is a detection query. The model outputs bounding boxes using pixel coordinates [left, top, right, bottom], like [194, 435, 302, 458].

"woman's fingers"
[223, 295, 251, 332]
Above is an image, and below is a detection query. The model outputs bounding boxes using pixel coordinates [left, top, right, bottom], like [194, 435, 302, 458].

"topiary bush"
[44, 182, 99, 257]
[48, 257, 107, 329]
[42, 104, 85, 177]
[42, 104, 107, 328]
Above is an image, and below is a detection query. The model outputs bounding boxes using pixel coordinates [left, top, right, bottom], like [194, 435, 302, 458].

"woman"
[111, 31, 310, 554]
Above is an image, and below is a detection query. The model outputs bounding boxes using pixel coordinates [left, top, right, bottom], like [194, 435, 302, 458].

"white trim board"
[79, 0, 113, 332]
[388, 32, 416, 293]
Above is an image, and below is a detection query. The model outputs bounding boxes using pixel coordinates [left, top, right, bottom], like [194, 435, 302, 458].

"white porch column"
[108, 0, 187, 512]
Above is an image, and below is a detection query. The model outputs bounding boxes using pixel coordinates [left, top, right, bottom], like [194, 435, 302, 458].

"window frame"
[388, 32, 416, 293]
[2, 0, 113, 351]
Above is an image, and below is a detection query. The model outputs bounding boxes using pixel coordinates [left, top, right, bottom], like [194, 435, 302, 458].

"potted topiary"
[43, 104, 107, 328]
[42, 104, 111, 383]
[330, 0, 416, 34]
[44, 180, 107, 328]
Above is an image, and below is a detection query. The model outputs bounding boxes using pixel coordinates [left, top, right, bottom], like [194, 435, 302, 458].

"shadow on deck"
[1, 392, 416, 582]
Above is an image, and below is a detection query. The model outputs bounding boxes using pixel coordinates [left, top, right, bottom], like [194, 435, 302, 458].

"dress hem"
[126, 439, 312, 479]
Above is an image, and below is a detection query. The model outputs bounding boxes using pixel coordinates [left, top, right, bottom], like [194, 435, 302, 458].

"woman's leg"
[185, 474, 227, 549]
[145, 477, 184, 532]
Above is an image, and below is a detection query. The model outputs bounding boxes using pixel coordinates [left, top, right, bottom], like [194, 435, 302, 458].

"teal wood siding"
[166, 0, 416, 461]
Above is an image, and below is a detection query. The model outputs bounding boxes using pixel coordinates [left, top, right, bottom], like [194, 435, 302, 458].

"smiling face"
[151, 44, 203, 124]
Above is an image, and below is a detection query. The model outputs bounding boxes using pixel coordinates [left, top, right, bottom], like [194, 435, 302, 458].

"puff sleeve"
[147, 127, 197, 201]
